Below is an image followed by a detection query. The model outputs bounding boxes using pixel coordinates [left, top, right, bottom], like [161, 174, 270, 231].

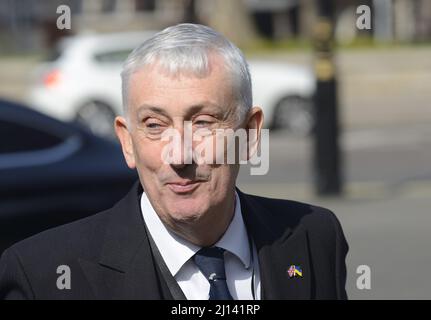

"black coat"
[0, 181, 349, 300]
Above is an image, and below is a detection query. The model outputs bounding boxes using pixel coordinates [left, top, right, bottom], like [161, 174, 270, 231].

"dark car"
[0, 99, 137, 254]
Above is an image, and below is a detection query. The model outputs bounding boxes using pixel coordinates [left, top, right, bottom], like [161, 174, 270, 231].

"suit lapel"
[79, 181, 172, 299]
[237, 189, 312, 299]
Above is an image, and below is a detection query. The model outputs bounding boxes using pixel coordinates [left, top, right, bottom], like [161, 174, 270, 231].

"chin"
[165, 198, 209, 223]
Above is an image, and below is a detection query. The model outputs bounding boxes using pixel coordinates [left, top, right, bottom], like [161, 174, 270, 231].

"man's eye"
[146, 122, 163, 129]
[194, 120, 212, 127]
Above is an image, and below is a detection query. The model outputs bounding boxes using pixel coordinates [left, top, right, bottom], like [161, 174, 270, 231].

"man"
[0, 24, 348, 300]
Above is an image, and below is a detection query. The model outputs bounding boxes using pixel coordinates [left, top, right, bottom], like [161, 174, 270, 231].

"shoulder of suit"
[240, 192, 343, 238]
[6, 207, 112, 264]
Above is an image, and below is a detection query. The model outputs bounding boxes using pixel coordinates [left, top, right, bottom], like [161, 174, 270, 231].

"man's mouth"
[166, 180, 201, 194]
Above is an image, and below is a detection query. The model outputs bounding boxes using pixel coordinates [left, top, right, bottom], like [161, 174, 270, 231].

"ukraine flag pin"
[287, 265, 303, 278]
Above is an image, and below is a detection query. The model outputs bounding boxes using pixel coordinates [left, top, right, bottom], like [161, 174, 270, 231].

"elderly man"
[0, 24, 348, 300]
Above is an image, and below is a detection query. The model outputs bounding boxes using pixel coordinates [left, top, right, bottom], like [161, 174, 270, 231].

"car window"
[93, 49, 133, 64]
[0, 119, 63, 153]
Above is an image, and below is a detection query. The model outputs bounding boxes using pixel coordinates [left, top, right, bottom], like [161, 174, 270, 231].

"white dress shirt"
[140, 191, 261, 300]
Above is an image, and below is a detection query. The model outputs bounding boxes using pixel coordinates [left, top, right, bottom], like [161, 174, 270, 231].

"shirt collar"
[140, 191, 251, 277]
[214, 192, 251, 269]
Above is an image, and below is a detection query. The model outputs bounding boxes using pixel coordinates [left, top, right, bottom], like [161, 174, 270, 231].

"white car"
[28, 32, 315, 138]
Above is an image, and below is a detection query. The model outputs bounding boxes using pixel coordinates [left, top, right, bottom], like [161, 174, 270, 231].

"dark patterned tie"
[193, 247, 233, 300]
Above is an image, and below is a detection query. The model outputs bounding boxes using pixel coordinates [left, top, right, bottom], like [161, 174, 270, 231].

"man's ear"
[244, 106, 264, 161]
[114, 116, 136, 169]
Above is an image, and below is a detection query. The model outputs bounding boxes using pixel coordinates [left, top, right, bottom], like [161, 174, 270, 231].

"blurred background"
[0, 0, 430, 299]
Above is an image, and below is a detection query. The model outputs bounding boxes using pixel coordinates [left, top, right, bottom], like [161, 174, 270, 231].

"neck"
[169, 194, 236, 247]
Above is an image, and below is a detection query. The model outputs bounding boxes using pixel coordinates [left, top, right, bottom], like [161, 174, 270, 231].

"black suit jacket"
[0, 181, 349, 300]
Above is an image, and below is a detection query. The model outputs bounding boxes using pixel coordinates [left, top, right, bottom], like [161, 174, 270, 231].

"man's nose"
[170, 146, 193, 169]
[170, 162, 187, 169]
[169, 124, 193, 168]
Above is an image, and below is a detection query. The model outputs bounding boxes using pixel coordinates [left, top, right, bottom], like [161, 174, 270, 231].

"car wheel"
[272, 96, 314, 136]
[75, 101, 116, 139]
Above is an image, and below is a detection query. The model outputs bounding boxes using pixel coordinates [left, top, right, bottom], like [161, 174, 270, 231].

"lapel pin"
[287, 265, 303, 278]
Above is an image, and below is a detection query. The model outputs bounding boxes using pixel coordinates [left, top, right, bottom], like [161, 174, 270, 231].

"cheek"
[133, 139, 164, 171]
[207, 165, 237, 191]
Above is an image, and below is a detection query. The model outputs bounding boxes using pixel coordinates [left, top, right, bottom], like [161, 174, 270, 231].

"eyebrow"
[136, 102, 225, 119]
[137, 104, 170, 117]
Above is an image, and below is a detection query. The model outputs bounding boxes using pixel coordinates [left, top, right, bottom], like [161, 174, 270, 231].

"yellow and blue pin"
[287, 265, 303, 278]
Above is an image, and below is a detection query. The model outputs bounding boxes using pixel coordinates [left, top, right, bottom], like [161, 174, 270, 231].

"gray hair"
[121, 23, 252, 123]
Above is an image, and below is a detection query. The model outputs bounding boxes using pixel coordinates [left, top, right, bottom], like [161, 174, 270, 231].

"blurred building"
[0, 0, 430, 54]
[0, 0, 187, 52]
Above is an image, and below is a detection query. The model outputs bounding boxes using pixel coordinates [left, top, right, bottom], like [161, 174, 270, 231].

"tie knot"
[196, 246, 225, 259]
[193, 247, 226, 281]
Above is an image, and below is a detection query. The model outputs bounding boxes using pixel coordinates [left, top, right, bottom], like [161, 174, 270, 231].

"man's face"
[115, 55, 246, 233]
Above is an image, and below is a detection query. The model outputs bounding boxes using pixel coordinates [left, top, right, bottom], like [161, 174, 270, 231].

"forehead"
[128, 55, 236, 117]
